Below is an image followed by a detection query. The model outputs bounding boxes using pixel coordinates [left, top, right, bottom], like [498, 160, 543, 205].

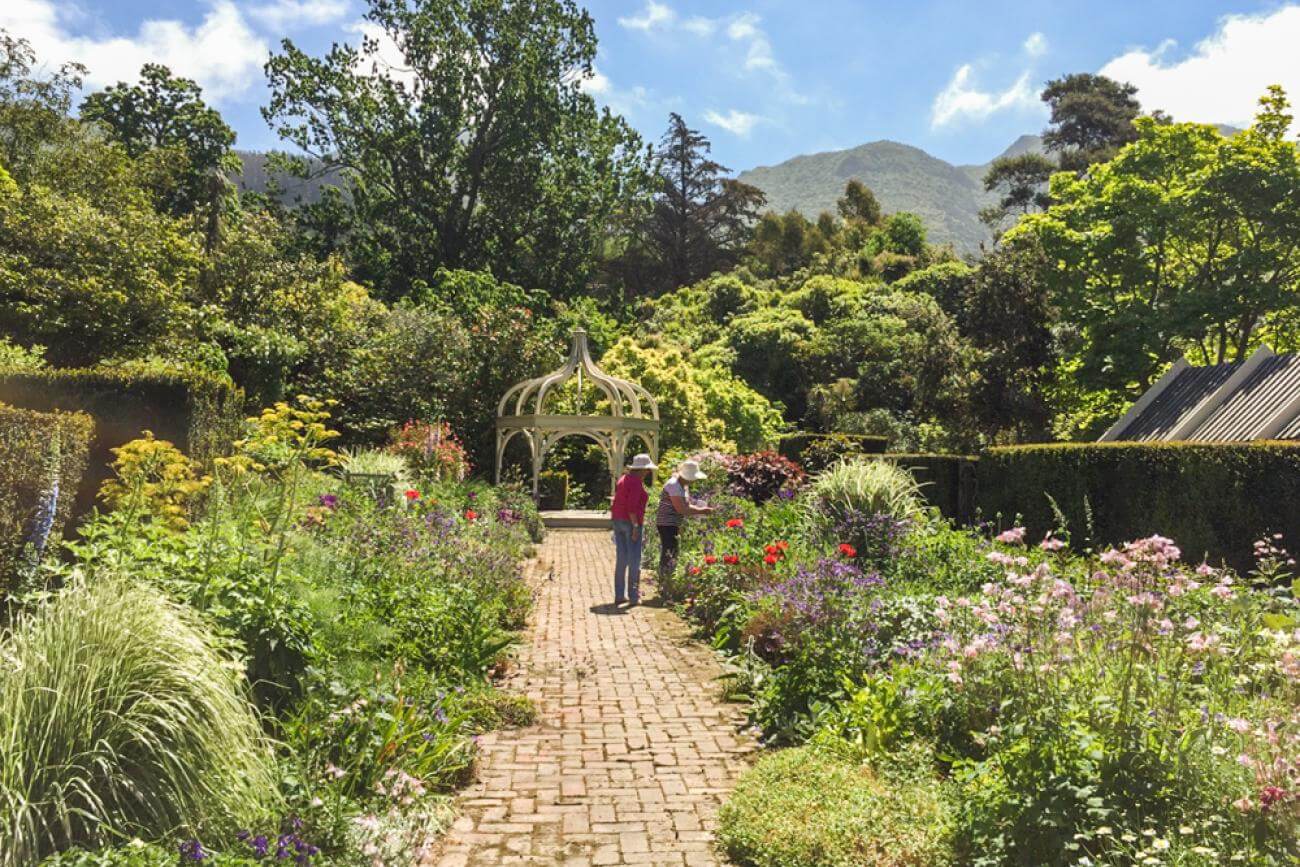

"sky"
[3, 0, 1300, 171]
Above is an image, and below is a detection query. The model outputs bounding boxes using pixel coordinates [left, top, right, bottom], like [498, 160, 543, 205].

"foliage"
[98, 432, 210, 532]
[262, 0, 652, 298]
[978, 441, 1300, 569]
[1040, 73, 1142, 172]
[721, 451, 807, 504]
[802, 458, 924, 544]
[79, 63, 237, 217]
[980, 152, 1055, 231]
[600, 337, 786, 452]
[0, 403, 92, 591]
[777, 434, 887, 473]
[718, 744, 953, 867]
[614, 113, 765, 296]
[878, 453, 978, 523]
[537, 470, 569, 510]
[0, 577, 279, 865]
[1009, 89, 1300, 400]
[389, 421, 470, 483]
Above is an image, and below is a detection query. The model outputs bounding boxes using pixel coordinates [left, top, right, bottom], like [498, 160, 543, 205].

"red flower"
[704, 555, 718, 565]
[726, 518, 744, 529]
[464, 509, 478, 521]
[688, 566, 702, 576]
[404, 489, 420, 500]
[776, 540, 789, 551]
[723, 554, 740, 565]
[764, 553, 779, 565]
[764, 544, 778, 555]
[838, 543, 857, 558]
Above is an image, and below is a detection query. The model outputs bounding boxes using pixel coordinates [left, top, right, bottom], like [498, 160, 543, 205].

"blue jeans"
[612, 520, 643, 602]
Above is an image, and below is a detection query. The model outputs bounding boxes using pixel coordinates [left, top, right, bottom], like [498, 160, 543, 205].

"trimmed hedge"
[0, 365, 243, 517]
[537, 470, 569, 511]
[779, 433, 888, 473]
[0, 403, 93, 588]
[881, 454, 978, 524]
[978, 442, 1300, 570]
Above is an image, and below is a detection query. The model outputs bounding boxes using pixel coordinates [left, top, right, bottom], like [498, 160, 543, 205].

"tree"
[837, 179, 881, 225]
[0, 31, 85, 184]
[629, 113, 766, 294]
[264, 0, 651, 299]
[1008, 87, 1300, 398]
[963, 239, 1056, 441]
[1041, 73, 1141, 173]
[80, 64, 237, 216]
[749, 210, 829, 276]
[980, 152, 1055, 231]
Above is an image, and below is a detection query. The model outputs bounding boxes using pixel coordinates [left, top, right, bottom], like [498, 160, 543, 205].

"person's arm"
[670, 494, 713, 516]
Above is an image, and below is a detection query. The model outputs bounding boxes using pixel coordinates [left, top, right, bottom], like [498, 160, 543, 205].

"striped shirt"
[655, 477, 688, 527]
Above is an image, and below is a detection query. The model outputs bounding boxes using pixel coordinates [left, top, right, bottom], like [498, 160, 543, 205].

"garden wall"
[0, 367, 244, 517]
[977, 442, 1300, 570]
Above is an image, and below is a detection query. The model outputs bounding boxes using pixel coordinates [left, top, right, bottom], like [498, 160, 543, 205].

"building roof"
[1100, 346, 1300, 443]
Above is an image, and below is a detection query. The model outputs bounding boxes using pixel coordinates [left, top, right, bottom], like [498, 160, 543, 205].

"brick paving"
[433, 530, 755, 866]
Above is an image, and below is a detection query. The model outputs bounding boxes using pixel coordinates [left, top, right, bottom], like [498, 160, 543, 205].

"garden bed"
[658, 454, 1299, 866]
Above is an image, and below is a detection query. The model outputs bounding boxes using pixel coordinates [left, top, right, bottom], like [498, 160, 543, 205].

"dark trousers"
[657, 524, 680, 578]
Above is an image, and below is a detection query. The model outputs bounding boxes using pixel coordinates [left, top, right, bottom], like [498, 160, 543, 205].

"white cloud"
[682, 16, 716, 37]
[618, 1, 675, 33]
[1024, 32, 1048, 57]
[0, 0, 267, 102]
[727, 12, 778, 75]
[931, 64, 1038, 128]
[704, 108, 763, 137]
[249, 0, 350, 30]
[1100, 5, 1300, 127]
[347, 20, 417, 88]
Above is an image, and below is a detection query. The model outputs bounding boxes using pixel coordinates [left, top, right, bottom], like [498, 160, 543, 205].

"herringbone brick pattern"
[433, 530, 755, 866]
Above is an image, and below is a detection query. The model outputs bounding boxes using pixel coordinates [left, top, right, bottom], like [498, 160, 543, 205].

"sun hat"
[626, 453, 658, 471]
[676, 459, 707, 482]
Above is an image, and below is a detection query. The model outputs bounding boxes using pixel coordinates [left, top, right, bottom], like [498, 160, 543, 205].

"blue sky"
[4, 0, 1299, 170]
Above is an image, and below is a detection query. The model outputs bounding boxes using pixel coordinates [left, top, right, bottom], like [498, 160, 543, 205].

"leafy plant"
[0, 577, 279, 865]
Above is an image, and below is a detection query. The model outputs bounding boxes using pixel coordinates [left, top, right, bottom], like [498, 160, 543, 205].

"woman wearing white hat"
[610, 453, 658, 606]
[655, 460, 714, 581]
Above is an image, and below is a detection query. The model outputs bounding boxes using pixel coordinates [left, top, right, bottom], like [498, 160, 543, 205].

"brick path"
[434, 530, 755, 866]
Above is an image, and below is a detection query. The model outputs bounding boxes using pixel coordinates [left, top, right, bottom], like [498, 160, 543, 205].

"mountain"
[738, 135, 1045, 255]
[232, 151, 344, 206]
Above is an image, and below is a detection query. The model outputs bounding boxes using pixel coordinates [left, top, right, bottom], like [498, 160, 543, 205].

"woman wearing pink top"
[609, 453, 657, 606]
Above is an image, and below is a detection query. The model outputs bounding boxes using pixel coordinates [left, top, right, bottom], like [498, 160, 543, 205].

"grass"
[0, 576, 279, 866]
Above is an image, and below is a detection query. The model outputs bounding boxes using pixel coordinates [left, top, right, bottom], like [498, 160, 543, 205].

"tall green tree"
[980, 152, 1055, 231]
[263, 0, 651, 299]
[0, 32, 85, 184]
[80, 64, 237, 217]
[625, 113, 766, 295]
[837, 179, 881, 225]
[1009, 86, 1300, 398]
[1041, 73, 1142, 173]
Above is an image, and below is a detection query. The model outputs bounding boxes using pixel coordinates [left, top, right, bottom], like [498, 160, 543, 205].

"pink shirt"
[610, 473, 649, 524]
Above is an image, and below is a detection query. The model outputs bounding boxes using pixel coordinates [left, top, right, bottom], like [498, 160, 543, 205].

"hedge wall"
[0, 403, 93, 589]
[978, 442, 1300, 570]
[779, 433, 888, 473]
[881, 454, 979, 524]
[0, 366, 243, 517]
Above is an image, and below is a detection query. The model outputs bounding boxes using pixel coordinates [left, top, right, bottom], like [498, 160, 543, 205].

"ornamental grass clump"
[0, 577, 279, 865]
[802, 458, 923, 548]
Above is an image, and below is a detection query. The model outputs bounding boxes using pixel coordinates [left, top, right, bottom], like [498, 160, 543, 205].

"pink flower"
[1233, 796, 1254, 813]
[1040, 533, 1066, 552]
[995, 527, 1026, 545]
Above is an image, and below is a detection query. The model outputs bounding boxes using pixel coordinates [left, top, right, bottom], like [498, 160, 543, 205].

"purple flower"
[179, 840, 207, 862]
[318, 493, 339, 510]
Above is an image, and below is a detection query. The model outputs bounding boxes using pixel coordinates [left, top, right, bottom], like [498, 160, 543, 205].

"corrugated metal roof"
[1114, 363, 1236, 441]
[1189, 353, 1300, 440]
[1276, 410, 1300, 439]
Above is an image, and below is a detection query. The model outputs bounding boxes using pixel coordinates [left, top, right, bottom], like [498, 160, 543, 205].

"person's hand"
[632, 526, 642, 541]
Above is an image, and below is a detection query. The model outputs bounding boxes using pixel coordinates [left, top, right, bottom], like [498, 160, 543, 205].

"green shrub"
[0, 403, 93, 589]
[537, 470, 569, 510]
[778, 433, 887, 473]
[879, 454, 978, 523]
[977, 441, 1300, 567]
[802, 459, 923, 544]
[0, 577, 279, 865]
[0, 365, 243, 517]
[461, 689, 539, 732]
[718, 745, 953, 867]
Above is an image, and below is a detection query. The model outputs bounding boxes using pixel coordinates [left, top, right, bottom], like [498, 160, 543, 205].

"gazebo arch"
[495, 329, 660, 501]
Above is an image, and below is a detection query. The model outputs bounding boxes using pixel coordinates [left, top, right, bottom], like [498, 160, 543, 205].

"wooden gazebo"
[495, 330, 660, 500]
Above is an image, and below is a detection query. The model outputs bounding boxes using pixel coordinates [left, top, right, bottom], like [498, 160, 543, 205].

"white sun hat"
[676, 459, 707, 482]
[626, 453, 658, 471]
